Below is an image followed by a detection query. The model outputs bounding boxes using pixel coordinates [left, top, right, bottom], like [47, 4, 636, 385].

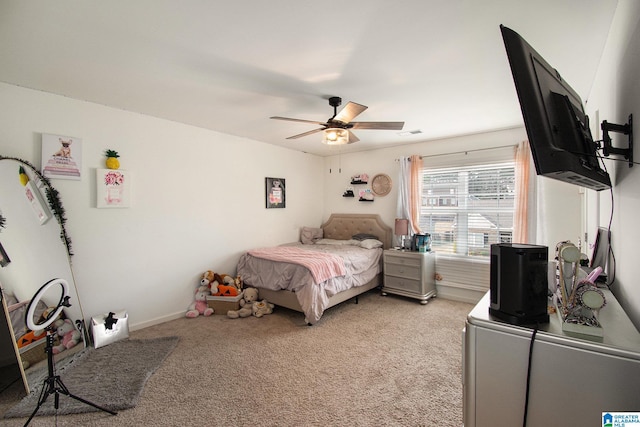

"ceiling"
[0, 1, 618, 156]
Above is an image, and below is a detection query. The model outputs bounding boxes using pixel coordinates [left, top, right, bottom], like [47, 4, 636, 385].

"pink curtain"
[409, 154, 422, 234]
[513, 141, 531, 243]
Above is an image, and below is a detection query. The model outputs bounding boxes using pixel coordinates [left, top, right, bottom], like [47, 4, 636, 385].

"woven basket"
[19, 337, 55, 366]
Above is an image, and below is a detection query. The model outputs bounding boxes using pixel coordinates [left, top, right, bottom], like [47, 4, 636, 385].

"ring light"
[21, 278, 117, 423]
[559, 244, 581, 263]
[25, 278, 70, 331]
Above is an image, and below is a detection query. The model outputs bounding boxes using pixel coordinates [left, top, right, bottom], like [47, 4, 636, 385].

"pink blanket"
[248, 247, 346, 284]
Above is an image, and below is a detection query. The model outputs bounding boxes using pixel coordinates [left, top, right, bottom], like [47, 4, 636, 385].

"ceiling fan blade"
[350, 121, 405, 130]
[286, 128, 325, 140]
[348, 131, 360, 143]
[271, 116, 326, 126]
[334, 102, 367, 123]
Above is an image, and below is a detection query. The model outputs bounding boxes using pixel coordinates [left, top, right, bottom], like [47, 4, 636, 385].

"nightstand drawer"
[384, 254, 422, 268]
[383, 275, 422, 294]
[384, 263, 421, 280]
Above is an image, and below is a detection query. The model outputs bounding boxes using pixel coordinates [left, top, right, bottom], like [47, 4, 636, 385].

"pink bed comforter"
[237, 242, 383, 324]
[247, 246, 346, 284]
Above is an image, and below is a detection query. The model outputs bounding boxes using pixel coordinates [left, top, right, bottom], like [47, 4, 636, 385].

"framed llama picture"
[41, 133, 82, 180]
[97, 169, 132, 208]
[265, 177, 285, 209]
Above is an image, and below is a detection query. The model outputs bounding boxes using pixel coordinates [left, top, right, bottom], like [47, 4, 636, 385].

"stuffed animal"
[227, 287, 259, 319]
[200, 270, 215, 292]
[186, 286, 214, 318]
[229, 275, 243, 293]
[221, 275, 236, 289]
[210, 273, 241, 296]
[212, 284, 239, 297]
[252, 300, 274, 318]
[206, 272, 226, 295]
[52, 319, 81, 355]
[17, 329, 46, 348]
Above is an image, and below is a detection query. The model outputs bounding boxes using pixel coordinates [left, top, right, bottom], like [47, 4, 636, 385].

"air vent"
[398, 130, 423, 136]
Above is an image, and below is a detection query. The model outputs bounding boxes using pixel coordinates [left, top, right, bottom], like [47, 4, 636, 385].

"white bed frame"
[255, 213, 392, 318]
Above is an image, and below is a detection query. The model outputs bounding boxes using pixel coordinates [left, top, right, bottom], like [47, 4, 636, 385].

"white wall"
[585, 0, 640, 328]
[0, 82, 324, 330]
[5, 13, 629, 329]
[322, 126, 583, 255]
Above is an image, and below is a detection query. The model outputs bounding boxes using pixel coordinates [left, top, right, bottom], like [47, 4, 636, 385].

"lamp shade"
[323, 128, 350, 145]
[394, 218, 409, 235]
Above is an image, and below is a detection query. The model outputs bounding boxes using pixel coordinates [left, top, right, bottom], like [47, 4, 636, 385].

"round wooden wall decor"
[371, 173, 392, 196]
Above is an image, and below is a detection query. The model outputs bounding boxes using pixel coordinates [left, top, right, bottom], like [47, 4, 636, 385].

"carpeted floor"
[4, 336, 179, 419]
[0, 289, 473, 426]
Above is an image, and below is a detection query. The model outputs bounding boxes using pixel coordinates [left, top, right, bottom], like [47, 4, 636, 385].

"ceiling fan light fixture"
[322, 128, 349, 145]
[271, 97, 403, 145]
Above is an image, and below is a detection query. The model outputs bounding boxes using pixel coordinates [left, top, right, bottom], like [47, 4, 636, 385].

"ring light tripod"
[23, 278, 117, 426]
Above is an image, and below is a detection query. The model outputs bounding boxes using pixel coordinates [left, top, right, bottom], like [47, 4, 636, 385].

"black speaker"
[489, 243, 549, 325]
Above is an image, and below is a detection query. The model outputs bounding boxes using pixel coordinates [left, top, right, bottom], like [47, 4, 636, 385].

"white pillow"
[358, 239, 383, 249]
[300, 227, 323, 244]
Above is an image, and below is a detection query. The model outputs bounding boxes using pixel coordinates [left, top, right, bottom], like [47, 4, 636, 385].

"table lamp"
[394, 218, 409, 249]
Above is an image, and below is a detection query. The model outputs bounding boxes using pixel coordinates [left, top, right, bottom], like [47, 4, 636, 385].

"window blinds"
[419, 150, 516, 294]
[420, 162, 515, 257]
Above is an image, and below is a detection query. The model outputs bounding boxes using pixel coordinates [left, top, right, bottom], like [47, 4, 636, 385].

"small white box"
[91, 310, 129, 348]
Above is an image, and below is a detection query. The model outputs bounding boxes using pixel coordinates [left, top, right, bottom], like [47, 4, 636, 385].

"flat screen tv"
[501, 25, 611, 191]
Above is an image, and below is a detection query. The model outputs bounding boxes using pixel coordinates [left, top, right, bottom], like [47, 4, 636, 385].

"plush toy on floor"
[186, 286, 214, 318]
[252, 300, 274, 318]
[227, 287, 259, 319]
[52, 319, 81, 354]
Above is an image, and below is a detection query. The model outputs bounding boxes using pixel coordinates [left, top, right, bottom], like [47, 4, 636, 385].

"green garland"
[0, 155, 73, 257]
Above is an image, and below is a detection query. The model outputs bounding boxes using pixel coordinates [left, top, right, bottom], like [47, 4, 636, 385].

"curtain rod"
[395, 143, 518, 161]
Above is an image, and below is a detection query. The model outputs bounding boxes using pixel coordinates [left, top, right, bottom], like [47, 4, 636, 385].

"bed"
[236, 213, 392, 324]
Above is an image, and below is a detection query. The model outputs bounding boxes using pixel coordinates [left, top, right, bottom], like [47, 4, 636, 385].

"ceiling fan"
[270, 96, 404, 145]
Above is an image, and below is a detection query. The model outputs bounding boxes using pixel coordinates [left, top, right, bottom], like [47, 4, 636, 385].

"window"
[419, 162, 515, 258]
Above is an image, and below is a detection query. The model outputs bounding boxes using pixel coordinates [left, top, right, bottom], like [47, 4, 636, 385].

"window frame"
[419, 161, 516, 259]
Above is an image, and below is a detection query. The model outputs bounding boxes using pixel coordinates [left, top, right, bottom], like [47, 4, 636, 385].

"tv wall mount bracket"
[601, 114, 633, 167]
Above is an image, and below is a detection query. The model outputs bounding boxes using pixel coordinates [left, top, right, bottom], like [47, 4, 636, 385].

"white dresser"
[382, 249, 436, 304]
[463, 290, 640, 427]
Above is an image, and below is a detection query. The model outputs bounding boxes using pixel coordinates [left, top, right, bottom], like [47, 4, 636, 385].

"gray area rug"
[4, 336, 178, 418]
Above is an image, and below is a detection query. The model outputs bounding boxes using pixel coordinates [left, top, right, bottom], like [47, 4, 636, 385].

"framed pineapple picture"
[41, 133, 82, 180]
[265, 177, 285, 209]
[97, 169, 132, 208]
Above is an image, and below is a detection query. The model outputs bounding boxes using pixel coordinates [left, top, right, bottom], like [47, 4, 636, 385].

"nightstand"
[382, 249, 436, 304]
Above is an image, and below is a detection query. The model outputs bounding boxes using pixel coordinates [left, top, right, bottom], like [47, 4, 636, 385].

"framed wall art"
[24, 180, 52, 224]
[265, 177, 285, 209]
[41, 133, 82, 180]
[97, 169, 132, 208]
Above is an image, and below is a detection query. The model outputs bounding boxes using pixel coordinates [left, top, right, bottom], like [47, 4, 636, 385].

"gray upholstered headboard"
[321, 214, 392, 249]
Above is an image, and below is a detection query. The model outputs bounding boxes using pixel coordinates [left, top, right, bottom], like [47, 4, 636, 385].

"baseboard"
[129, 310, 185, 332]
